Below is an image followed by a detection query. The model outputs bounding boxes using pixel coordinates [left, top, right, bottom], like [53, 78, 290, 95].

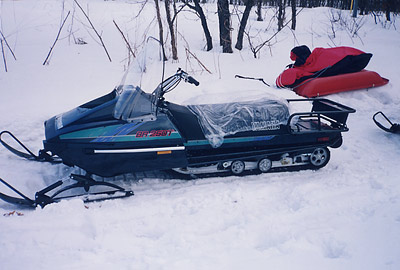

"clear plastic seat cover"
[188, 98, 290, 148]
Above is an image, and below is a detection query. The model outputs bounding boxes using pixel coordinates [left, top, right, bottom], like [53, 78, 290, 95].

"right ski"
[373, 112, 400, 134]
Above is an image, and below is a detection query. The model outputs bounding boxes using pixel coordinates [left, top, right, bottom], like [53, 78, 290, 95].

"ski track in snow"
[1, 1, 400, 269]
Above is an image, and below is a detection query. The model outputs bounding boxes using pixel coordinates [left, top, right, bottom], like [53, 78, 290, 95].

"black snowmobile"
[0, 68, 355, 207]
[373, 111, 400, 134]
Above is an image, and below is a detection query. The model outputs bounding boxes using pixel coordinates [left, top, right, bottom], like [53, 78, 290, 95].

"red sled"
[293, 70, 389, 98]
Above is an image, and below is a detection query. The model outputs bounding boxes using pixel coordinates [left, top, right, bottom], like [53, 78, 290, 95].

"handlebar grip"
[188, 76, 200, 86]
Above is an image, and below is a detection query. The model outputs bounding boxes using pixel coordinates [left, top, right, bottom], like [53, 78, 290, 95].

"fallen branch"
[74, 0, 112, 62]
[0, 30, 17, 61]
[43, 11, 71, 65]
[113, 20, 135, 58]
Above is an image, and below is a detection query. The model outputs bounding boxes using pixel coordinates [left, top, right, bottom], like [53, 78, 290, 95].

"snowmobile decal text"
[135, 129, 176, 138]
[251, 120, 281, 131]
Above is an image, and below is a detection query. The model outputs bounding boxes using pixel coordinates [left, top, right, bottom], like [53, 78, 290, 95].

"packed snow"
[1, 0, 400, 269]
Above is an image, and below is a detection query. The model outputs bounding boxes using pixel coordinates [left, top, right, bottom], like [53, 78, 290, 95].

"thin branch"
[113, 20, 136, 58]
[74, 0, 112, 62]
[1, 39, 8, 72]
[0, 30, 17, 61]
[131, 0, 148, 20]
[43, 11, 71, 65]
[185, 47, 212, 74]
[252, 8, 303, 58]
[171, 3, 186, 24]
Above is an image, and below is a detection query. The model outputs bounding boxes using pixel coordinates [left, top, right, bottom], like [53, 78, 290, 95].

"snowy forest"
[1, 0, 400, 269]
[134, 0, 400, 56]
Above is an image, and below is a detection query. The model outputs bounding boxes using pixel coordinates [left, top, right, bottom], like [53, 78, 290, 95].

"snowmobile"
[373, 111, 400, 134]
[0, 68, 355, 208]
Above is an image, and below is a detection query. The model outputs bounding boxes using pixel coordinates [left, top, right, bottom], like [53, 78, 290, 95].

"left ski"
[0, 130, 62, 164]
[0, 175, 134, 208]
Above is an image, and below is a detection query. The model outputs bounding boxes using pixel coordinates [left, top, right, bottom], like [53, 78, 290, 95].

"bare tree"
[43, 11, 71, 65]
[256, 0, 263, 21]
[217, 0, 233, 53]
[113, 20, 136, 58]
[385, 0, 394, 21]
[250, 7, 303, 58]
[165, 0, 178, 60]
[0, 30, 17, 61]
[235, 0, 254, 50]
[1, 39, 7, 72]
[154, 0, 167, 60]
[291, 0, 297, 30]
[183, 0, 213, 51]
[74, 0, 112, 62]
[277, 0, 287, 31]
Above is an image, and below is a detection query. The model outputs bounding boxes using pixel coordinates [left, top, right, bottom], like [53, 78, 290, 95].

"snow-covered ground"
[1, 0, 400, 269]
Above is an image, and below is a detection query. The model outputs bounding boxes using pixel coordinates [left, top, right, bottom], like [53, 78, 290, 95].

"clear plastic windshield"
[113, 85, 156, 122]
[113, 39, 165, 122]
[118, 38, 164, 89]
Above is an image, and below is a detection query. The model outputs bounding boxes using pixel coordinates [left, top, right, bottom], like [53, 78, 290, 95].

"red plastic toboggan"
[293, 70, 389, 98]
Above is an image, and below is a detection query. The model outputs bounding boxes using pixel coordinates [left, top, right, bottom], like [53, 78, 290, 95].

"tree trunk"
[154, 0, 167, 61]
[165, 0, 178, 60]
[256, 0, 263, 21]
[291, 0, 296, 30]
[217, 0, 233, 53]
[277, 0, 286, 31]
[183, 0, 213, 51]
[194, 0, 213, 51]
[235, 0, 254, 50]
[352, 0, 358, 18]
[385, 0, 393, 21]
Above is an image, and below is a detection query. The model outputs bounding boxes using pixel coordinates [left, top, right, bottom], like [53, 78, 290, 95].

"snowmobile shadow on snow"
[0, 68, 355, 208]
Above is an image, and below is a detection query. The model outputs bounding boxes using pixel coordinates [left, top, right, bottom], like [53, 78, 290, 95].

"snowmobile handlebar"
[187, 75, 200, 86]
[152, 69, 199, 108]
[154, 69, 199, 97]
[175, 68, 199, 86]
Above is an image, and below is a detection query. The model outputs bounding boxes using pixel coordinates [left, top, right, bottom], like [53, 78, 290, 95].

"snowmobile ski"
[0, 130, 61, 164]
[0, 175, 134, 208]
[373, 111, 400, 134]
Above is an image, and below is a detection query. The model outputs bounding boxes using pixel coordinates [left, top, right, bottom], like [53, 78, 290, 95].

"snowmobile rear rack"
[373, 111, 400, 134]
[0, 174, 134, 208]
[287, 98, 356, 134]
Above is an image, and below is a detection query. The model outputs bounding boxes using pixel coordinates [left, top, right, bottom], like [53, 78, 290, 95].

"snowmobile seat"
[165, 102, 206, 141]
[187, 99, 290, 147]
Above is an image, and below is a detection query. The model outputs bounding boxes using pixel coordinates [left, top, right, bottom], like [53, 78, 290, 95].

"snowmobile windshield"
[118, 37, 165, 88]
[112, 38, 166, 123]
[113, 85, 156, 122]
[188, 98, 290, 148]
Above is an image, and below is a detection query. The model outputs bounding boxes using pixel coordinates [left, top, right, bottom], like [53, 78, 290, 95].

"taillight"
[317, 137, 329, 142]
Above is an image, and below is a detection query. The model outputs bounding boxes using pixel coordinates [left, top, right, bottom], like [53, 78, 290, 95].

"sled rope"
[292, 66, 331, 91]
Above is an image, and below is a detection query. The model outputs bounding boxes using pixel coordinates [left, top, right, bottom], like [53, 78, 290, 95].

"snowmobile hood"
[44, 85, 157, 141]
[44, 90, 118, 141]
